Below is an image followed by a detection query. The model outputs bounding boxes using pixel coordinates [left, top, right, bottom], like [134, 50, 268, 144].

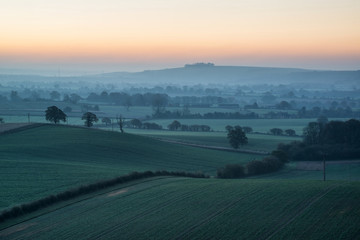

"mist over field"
[1, 63, 359, 88]
[1, 0, 360, 239]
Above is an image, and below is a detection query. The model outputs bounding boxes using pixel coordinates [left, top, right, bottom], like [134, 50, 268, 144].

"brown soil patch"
[107, 188, 129, 197]
[0, 222, 37, 237]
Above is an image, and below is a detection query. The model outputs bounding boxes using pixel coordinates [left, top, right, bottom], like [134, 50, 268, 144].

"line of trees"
[0, 170, 208, 223]
[269, 128, 296, 136]
[154, 110, 259, 119]
[123, 118, 163, 130]
[278, 119, 360, 161]
[45, 106, 100, 128]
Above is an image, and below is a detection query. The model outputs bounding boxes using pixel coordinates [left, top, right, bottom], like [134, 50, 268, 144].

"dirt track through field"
[107, 188, 129, 197]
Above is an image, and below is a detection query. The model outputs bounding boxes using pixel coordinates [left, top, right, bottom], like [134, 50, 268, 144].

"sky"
[1, 0, 360, 75]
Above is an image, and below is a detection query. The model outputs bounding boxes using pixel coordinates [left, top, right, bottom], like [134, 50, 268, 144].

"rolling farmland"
[1, 178, 359, 240]
[0, 124, 261, 211]
[125, 128, 300, 152]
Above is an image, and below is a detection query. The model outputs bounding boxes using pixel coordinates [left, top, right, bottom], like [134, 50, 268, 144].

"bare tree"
[116, 115, 125, 133]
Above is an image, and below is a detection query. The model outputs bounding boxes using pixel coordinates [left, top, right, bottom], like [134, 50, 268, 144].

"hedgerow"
[0, 171, 208, 223]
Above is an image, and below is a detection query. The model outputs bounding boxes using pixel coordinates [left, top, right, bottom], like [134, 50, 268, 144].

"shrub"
[217, 164, 245, 178]
[246, 156, 284, 176]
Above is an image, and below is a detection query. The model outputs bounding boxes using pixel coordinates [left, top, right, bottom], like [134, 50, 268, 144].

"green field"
[0, 124, 262, 210]
[124, 128, 300, 152]
[1, 177, 359, 240]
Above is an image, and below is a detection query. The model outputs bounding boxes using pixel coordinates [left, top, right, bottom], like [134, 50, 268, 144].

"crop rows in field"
[0, 125, 261, 210]
[1, 178, 359, 240]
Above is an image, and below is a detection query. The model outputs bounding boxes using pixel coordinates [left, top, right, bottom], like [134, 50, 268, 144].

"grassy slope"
[0, 124, 261, 210]
[1, 178, 359, 240]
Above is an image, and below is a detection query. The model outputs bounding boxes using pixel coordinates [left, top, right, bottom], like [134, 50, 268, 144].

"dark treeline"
[125, 119, 163, 130]
[217, 150, 287, 178]
[278, 119, 360, 161]
[297, 106, 358, 118]
[167, 120, 211, 132]
[153, 110, 259, 119]
[0, 170, 208, 223]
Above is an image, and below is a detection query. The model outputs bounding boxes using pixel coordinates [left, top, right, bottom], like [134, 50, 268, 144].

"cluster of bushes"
[0, 170, 208, 223]
[217, 150, 287, 178]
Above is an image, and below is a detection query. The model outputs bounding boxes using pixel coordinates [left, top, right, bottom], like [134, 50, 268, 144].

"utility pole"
[323, 152, 326, 181]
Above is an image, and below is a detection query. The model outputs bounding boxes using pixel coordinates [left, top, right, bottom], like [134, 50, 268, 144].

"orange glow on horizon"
[1, 0, 359, 70]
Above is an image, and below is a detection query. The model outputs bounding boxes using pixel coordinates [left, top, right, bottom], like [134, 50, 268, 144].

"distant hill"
[1, 64, 359, 87]
[105, 64, 360, 86]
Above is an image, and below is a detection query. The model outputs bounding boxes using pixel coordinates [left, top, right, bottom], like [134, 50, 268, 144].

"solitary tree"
[45, 106, 67, 124]
[82, 112, 98, 127]
[168, 120, 181, 131]
[226, 125, 248, 149]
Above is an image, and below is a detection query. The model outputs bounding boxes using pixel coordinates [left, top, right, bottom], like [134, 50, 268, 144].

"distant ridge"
[1, 64, 359, 87]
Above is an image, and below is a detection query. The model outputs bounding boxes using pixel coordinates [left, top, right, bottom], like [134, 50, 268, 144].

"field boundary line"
[264, 184, 340, 240]
[156, 138, 269, 155]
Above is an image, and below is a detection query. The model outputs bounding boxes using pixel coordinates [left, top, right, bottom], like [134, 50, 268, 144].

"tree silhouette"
[226, 125, 248, 149]
[116, 115, 124, 133]
[45, 106, 67, 124]
[168, 120, 181, 131]
[82, 112, 98, 127]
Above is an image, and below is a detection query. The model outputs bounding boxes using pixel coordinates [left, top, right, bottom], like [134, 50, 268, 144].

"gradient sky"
[1, 0, 360, 74]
